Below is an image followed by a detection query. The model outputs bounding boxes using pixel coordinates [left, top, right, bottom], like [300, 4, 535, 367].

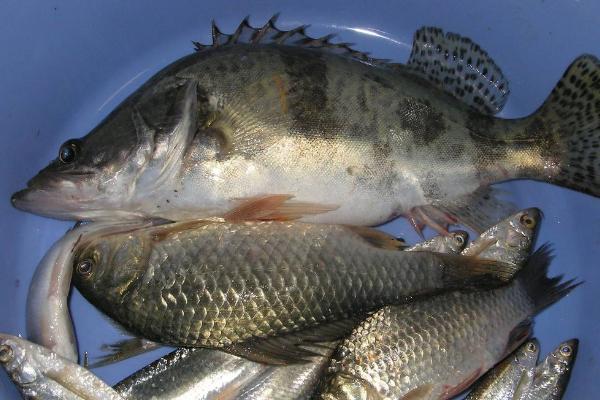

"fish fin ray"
[529, 55, 600, 197]
[224, 194, 337, 221]
[441, 367, 483, 399]
[345, 226, 409, 250]
[88, 337, 162, 368]
[436, 253, 519, 288]
[505, 320, 533, 359]
[405, 26, 509, 114]
[223, 319, 358, 365]
[401, 383, 434, 400]
[193, 15, 388, 66]
[432, 186, 517, 233]
[516, 243, 581, 312]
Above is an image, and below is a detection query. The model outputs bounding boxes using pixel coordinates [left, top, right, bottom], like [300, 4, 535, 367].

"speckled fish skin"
[71, 219, 510, 348]
[12, 19, 600, 225]
[406, 230, 468, 253]
[462, 208, 540, 266]
[521, 339, 578, 400]
[319, 246, 575, 400]
[0, 333, 122, 400]
[465, 339, 540, 400]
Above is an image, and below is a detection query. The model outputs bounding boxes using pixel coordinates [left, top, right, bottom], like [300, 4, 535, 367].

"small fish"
[465, 339, 540, 400]
[26, 220, 152, 363]
[115, 344, 333, 400]
[12, 17, 600, 234]
[320, 246, 579, 400]
[71, 219, 514, 361]
[406, 230, 468, 253]
[462, 208, 540, 266]
[0, 333, 122, 400]
[521, 339, 578, 400]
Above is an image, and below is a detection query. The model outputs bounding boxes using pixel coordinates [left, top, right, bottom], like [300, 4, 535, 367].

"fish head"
[445, 230, 469, 253]
[11, 103, 150, 220]
[72, 231, 151, 302]
[0, 333, 42, 386]
[463, 208, 541, 266]
[515, 339, 540, 367]
[535, 339, 578, 385]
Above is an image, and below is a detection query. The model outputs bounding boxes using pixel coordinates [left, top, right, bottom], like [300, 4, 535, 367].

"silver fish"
[521, 339, 578, 400]
[406, 230, 468, 253]
[12, 17, 600, 233]
[114, 344, 333, 400]
[465, 339, 540, 400]
[71, 219, 515, 353]
[0, 333, 122, 400]
[320, 246, 578, 400]
[26, 221, 152, 363]
[462, 208, 541, 266]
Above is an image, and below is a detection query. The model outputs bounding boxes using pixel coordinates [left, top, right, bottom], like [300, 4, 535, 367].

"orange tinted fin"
[402, 383, 434, 399]
[440, 367, 483, 399]
[345, 226, 408, 251]
[224, 194, 337, 221]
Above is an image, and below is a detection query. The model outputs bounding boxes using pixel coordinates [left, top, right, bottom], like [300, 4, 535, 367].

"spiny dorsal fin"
[406, 26, 510, 115]
[192, 14, 388, 67]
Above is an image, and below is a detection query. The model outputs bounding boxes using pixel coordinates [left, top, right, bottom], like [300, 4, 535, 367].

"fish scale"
[72, 220, 513, 350]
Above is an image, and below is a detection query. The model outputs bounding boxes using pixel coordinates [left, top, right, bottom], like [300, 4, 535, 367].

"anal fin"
[224, 194, 337, 222]
[88, 338, 162, 368]
[223, 318, 358, 365]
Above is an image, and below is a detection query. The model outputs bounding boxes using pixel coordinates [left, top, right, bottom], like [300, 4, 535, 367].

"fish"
[462, 208, 540, 266]
[465, 339, 540, 400]
[114, 344, 334, 400]
[521, 339, 578, 400]
[11, 16, 600, 233]
[70, 219, 515, 361]
[406, 230, 468, 253]
[319, 245, 579, 400]
[0, 333, 122, 400]
[26, 220, 152, 363]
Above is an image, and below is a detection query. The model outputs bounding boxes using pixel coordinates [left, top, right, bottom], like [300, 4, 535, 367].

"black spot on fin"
[406, 26, 510, 115]
[192, 14, 389, 66]
[345, 226, 408, 250]
[532, 55, 600, 198]
[223, 318, 359, 365]
[432, 187, 517, 233]
[515, 244, 581, 313]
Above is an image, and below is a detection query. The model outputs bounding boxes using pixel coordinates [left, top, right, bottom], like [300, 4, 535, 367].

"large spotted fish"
[12, 16, 600, 232]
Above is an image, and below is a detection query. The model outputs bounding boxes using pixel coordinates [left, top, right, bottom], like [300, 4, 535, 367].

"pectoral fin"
[224, 194, 337, 221]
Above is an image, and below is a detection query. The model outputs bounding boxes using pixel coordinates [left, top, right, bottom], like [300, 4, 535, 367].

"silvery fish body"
[406, 230, 468, 253]
[521, 339, 578, 400]
[0, 333, 121, 400]
[72, 219, 511, 349]
[320, 246, 577, 400]
[12, 18, 600, 231]
[466, 340, 539, 400]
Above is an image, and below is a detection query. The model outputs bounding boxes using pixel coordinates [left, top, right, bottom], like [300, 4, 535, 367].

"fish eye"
[526, 342, 537, 352]
[0, 345, 13, 363]
[76, 259, 94, 278]
[560, 345, 572, 356]
[453, 234, 465, 245]
[58, 139, 81, 164]
[519, 213, 536, 229]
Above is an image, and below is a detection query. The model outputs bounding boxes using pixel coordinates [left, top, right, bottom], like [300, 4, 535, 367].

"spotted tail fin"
[534, 55, 600, 197]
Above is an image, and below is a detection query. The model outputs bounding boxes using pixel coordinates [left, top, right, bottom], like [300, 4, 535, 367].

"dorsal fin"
[406, 26, 510, 115]
[192, 14, 388, 66]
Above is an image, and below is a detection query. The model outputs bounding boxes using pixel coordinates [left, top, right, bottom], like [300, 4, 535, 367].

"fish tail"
[516, 244, 580, 313]
[530, 55, 600, 197]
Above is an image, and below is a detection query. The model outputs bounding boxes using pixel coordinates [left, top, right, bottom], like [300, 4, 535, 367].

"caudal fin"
[534, 55, 600, 197]
[517, 244, 581, 313]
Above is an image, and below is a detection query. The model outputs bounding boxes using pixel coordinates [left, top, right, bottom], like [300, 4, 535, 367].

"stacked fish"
[4, 15, 598, 399]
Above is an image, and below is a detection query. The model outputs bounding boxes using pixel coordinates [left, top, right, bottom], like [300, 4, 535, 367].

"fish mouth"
[11, 187, 83, 220]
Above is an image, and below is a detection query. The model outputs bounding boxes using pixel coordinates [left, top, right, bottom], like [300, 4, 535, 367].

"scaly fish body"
[0, 333, 122, 400]
[12, 18, 600, 229]
[466, 340, 539, 400]
[71, 220, 512, 348]
[320, 248, 576, 400]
